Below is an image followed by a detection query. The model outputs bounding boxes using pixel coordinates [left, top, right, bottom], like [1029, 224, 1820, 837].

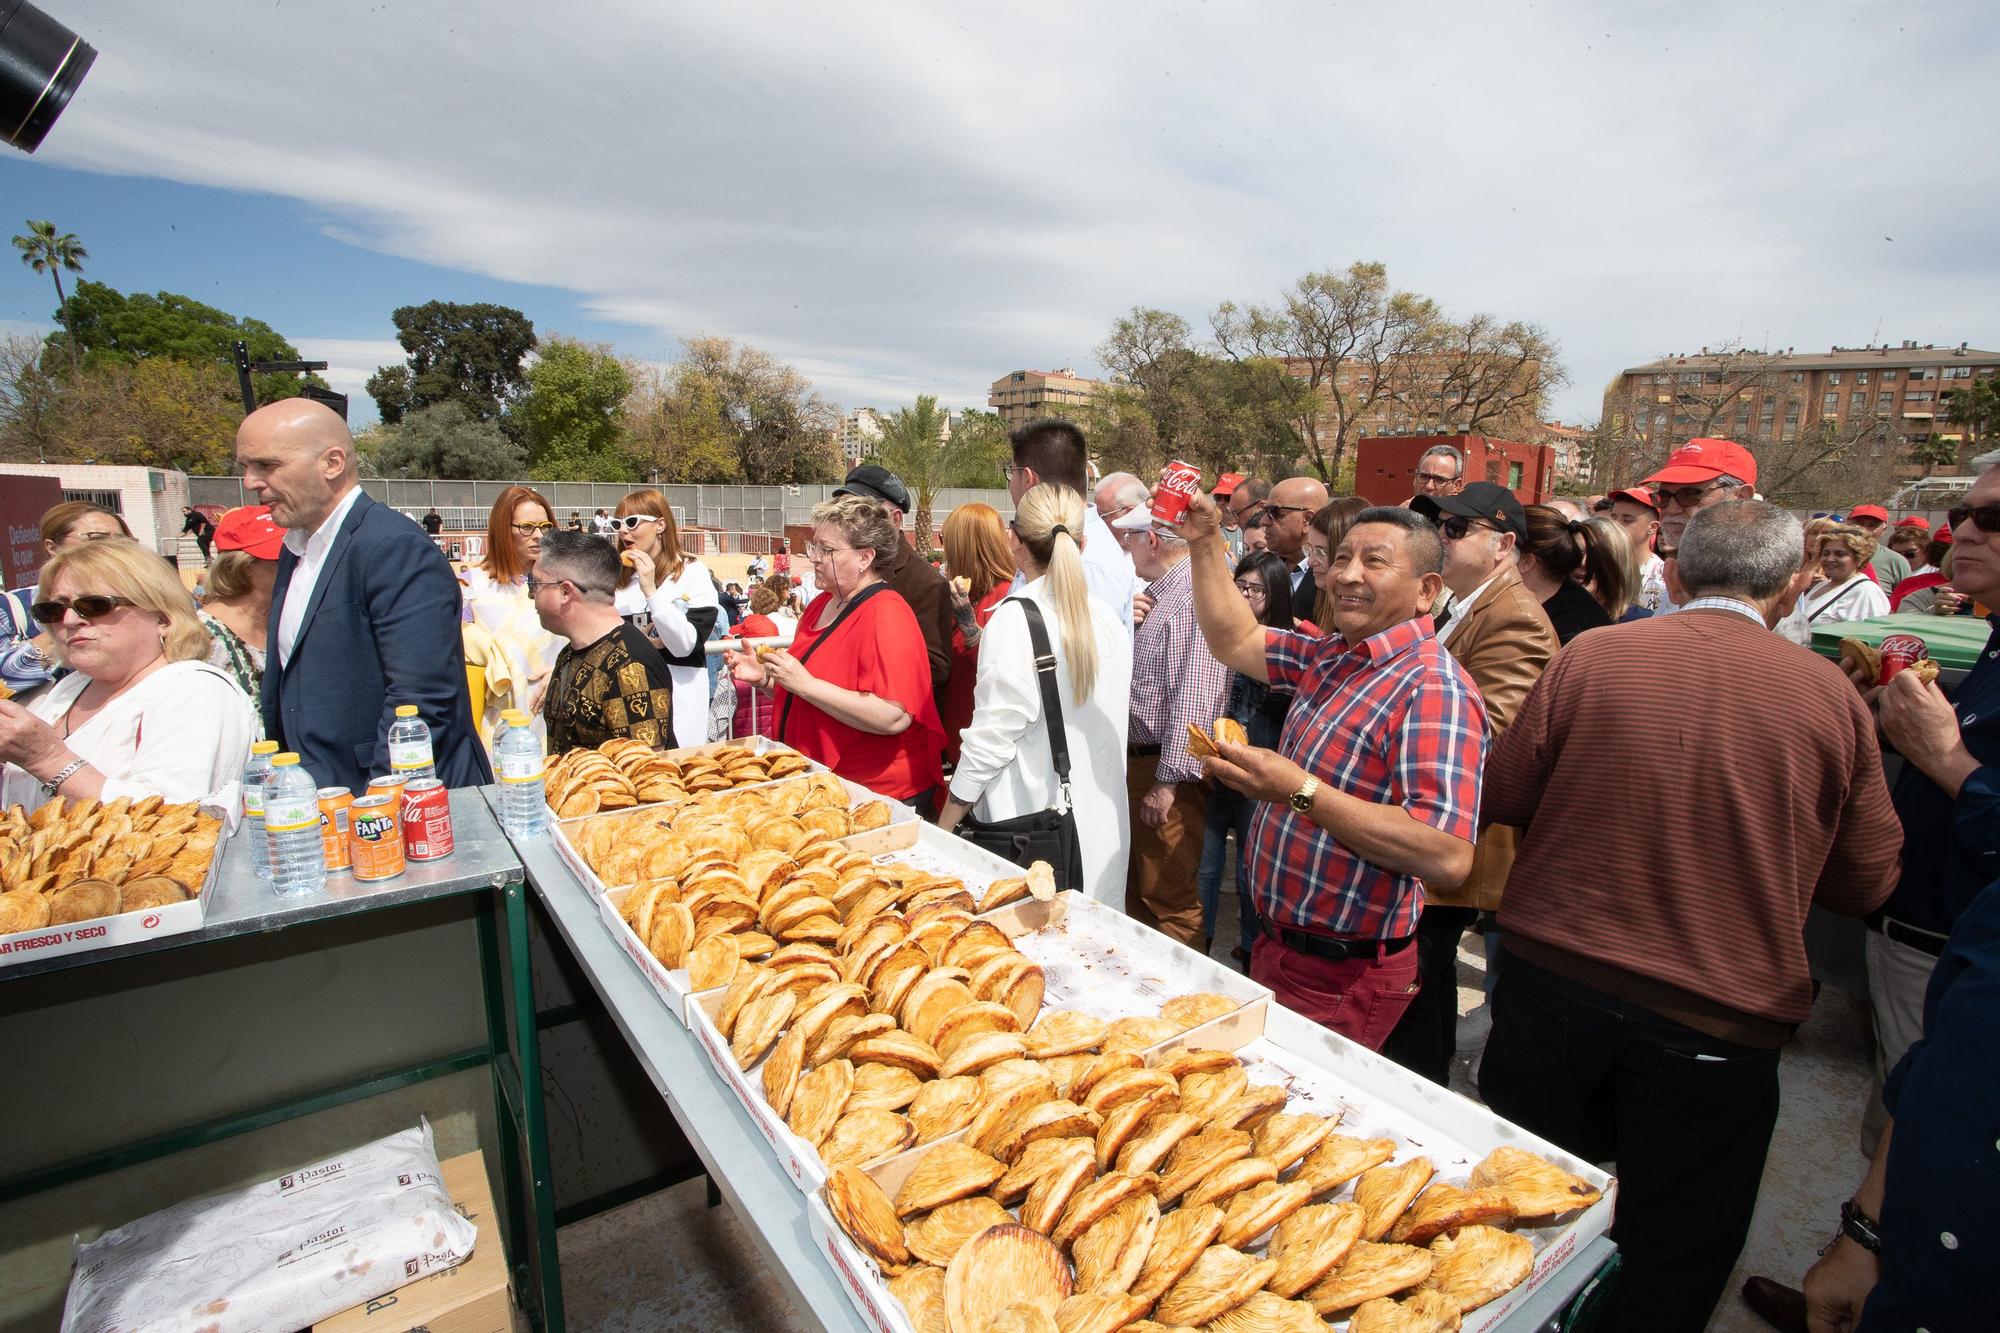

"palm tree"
[871, 394, 962, 551]
[13, 220, 88, 375]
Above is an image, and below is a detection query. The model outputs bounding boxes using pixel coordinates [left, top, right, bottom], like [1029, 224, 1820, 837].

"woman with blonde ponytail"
[937, 483, 1133, 906]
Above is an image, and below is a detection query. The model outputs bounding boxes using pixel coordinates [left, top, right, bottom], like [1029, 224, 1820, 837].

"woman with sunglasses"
[0, 538, 255, 813]
[725, 495, 943, 803]
[459, 486, 564, 748]
[612, 489, 720, 749]
[3, 502, 135, 697]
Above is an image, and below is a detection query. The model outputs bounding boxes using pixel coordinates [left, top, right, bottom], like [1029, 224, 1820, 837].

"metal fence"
[185, 478, 1016, 536]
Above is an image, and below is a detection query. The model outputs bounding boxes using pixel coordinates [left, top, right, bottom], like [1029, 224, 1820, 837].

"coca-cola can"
[400, 778, 455, 860]
[1877, 634, 1928, 684]
[1150, 460, 1205, 526]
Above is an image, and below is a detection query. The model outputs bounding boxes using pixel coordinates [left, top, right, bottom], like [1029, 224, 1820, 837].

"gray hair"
[811, 494, 902, 567]
[1099, 474, 1151, 514]
[1676, 500, 1804, 600]
[1418, 444, 1465, 479]
[539, 529, 621, 601]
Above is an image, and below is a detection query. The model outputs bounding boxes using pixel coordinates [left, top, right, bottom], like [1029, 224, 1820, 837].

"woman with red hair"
[459, 485, 562, 748]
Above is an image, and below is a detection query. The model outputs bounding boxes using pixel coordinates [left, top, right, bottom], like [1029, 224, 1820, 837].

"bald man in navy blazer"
[237, 399, 489, 793]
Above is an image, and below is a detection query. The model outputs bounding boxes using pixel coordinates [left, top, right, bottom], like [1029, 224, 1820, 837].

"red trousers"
[1251, 933, 1421, 1051]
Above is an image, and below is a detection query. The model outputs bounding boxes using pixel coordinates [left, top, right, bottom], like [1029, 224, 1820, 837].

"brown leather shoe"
[1741, 1276, 1809, 1333]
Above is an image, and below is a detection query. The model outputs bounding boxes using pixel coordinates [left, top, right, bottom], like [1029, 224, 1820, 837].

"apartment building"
[1606, 342, 1999, 476]
[839, 407, 885, 468]
[988, 368, 1104, 427]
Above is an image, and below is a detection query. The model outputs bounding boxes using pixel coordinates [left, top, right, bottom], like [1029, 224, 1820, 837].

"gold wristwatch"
[1288, 775, 1320, 813]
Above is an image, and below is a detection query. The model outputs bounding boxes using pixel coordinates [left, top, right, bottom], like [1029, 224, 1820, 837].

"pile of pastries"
[571, 772, 895, 889]
[823, 1032, 1602, 1332]
[0, 796, 221, 932]
[545, 738, 814, 817]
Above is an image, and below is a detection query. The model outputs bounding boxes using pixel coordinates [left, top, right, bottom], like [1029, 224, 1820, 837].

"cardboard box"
[314, 1150, 513, 1333]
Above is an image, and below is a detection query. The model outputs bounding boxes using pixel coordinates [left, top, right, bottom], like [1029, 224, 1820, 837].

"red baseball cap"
[1848, 504, 1889, 523]
[737, 614, 780, 639]
[1643, 438, 1758, 487]
[1893, 515, 1930, 531]
[212, 505, 285, 560]
[1607, 486, 1656, 512]
[1212, 473, 1246, 498]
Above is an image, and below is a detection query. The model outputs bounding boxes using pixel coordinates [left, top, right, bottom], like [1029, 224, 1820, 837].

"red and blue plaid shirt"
[1244, 615, 1487, 939]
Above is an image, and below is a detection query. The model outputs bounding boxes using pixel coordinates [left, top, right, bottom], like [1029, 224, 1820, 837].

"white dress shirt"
[276, 485, 365, 668]
[1436, 571, 1503, 647]
[1009, 505, 1137, 638]
[949, 576, 1132, 907]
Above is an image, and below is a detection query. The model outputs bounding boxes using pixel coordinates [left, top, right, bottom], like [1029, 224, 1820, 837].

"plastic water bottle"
[240, 740, 280, 879]
[388, 704, 436, 782]
[494, 709, 548, 839]
[264, 753, 328, 895]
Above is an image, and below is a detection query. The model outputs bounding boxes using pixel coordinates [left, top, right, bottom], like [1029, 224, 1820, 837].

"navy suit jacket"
[262, 490, 491, 793]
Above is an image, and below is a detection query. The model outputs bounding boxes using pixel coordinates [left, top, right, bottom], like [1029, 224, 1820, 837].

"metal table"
[0, 788, 565, 1333]
[503, 791, 1620, 1333]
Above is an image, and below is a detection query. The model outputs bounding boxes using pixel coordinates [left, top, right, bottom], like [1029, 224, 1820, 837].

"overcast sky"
[3, 1, 1995, 428]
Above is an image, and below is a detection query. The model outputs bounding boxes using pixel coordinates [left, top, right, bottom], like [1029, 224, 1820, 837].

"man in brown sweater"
[1477, 500, 1901, 1333]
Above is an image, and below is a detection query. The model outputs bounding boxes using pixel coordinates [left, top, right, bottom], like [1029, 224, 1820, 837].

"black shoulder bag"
[955, 599, 1085, 892]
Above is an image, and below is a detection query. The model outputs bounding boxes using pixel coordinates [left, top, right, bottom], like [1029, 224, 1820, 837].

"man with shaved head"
[238, 398, 488, 792]
[1255, 475, 1331, 623]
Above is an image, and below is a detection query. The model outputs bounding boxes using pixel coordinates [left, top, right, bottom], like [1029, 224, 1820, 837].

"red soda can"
[400, 778, 455, 860]
[1877, 634, 1928, 684]
[317, 787, 354, 872]
[1151, 460, 1204, 525]
[349, 794, 406, 882]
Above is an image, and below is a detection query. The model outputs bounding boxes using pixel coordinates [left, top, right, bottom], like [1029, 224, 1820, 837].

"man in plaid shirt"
[1177, 487, 1487, 1049]
[1112, 505, 1233, 946]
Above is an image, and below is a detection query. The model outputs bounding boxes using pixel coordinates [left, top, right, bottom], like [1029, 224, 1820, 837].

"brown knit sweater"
[1486, 607, 1901, 1042]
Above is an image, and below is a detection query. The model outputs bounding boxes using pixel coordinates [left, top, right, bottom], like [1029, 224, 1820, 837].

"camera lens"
[0, 1, 97, 154]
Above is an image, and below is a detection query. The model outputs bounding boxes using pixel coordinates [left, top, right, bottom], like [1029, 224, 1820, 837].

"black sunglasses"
[1438, 516, 1497, 541]
[1946, 503, 2000, 535]
[31, 594, 136, 625]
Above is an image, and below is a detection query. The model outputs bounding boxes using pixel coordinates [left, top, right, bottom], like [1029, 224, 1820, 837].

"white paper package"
[62, 1121, 477, 1333]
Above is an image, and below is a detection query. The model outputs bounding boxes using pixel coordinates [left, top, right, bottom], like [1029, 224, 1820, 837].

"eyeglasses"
[31, 594, 135, 625]
[1233, 580, 1267, 598]
[511, 521, 556, 534]
[1438, 516, 1498, 542]
[1412, 471, 1458, 487]
[1947, 503, 2000, 535]
[1590, 498, 1615, 513]
[805, 542, 855, 560]
[1244, 503, 1312, 525]
[1304, 546, 1332, 567]
[1653, 481, 1731, 509]
[615, 514, 664, 530]
[999, 462, 1026, 482]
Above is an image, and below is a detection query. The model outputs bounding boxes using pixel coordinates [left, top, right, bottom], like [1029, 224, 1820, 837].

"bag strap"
[777, 582, 889, 738]
[1007, 598, 1073, 814]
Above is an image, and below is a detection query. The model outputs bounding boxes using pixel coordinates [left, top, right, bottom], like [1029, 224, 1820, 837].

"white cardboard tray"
[809, 995, 1616, 1333]
[0, 800, 233, 969]
[684, 891, 1271, 1193]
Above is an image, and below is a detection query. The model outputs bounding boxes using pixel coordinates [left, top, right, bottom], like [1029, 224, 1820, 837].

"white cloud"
[30, 1, 2000, 425]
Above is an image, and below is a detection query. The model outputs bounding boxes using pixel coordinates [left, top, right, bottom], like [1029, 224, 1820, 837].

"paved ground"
[560, 880, 1876, 1331]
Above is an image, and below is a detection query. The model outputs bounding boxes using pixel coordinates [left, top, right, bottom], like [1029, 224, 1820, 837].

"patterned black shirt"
[546, 623, 678, 753]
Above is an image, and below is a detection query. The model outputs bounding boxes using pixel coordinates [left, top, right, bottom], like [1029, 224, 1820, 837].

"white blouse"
[1, 659, 258, 814]
[949, 577, 1133, 909]
[1804, 573, 1890, 626]
[614, 557, 721, 749]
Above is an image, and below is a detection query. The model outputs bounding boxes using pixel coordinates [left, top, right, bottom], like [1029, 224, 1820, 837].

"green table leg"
[479, 883, 566, 1332]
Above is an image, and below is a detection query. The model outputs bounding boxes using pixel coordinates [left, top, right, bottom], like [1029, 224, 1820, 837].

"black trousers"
[1478, 949, 1781, 1333]
[1380, 905, 1478, 1084]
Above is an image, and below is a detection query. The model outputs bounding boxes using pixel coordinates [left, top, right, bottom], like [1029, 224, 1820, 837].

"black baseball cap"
[1411, 482, 1526, 539]
[835, 464, 911, 512]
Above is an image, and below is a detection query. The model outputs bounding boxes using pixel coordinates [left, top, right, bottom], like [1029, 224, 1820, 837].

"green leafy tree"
[0, 332, 64, 461]
[364, 401, 527, 479]
[623, 360, 743, 483]
[939, 407, 1012, 487]
[517, 334, 633, 480]
[366, 301, 535, 426]
[1942, 376, 2000, 462]
[13, 219, 87, 375]
[54, 280, 325, 403]
[36, 357, 242, 472]
[868, 394, 984, 550]
[677, 336, 840, 483]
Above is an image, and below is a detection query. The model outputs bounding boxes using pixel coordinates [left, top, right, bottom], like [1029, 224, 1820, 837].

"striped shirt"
[1245, 616, 1488, 939]
[1129, 555, 1232, 782]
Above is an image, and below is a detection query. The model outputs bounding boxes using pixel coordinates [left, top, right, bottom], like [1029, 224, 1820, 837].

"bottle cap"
[272, 753, 300, 766]
[251, 740, 280, 755]
[395, 704, 418, 718]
